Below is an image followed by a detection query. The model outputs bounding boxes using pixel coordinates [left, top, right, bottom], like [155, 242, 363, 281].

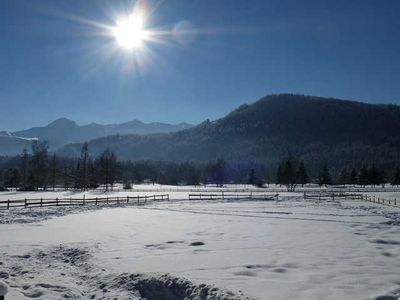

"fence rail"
[188, 193, 279, 201]
[0, 194, 169, 210]
[303, 192, 399, 208]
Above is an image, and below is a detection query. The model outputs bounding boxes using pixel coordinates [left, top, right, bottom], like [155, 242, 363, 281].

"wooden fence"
[303, 192, 399, 208]
[188, 193, 279, 201]
[0, 194, 169, 210]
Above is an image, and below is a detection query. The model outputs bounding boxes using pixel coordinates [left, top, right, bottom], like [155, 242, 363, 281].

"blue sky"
[1, 0, 400, 131]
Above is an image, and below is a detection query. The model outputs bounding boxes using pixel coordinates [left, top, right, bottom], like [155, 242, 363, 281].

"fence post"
[25, 198, 27, 208]
[83, 194, 85, 206]
[95, 197, 98, 205]
[127, 196, 129, 204]
[56, 198, 58, 206]
[107, 196, 109, 205]
[7, 199, 10, 209]
[40, 198, 43, 207]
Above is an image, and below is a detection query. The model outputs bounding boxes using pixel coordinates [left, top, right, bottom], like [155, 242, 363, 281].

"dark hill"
[58, 94, 400, 170]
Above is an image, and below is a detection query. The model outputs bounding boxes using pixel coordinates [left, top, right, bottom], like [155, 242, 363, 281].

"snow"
[0, 280, 8, 296]
[0, 188, 400, 299]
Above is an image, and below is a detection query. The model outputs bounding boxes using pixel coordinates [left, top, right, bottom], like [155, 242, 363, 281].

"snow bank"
[0, 245, 252, 299]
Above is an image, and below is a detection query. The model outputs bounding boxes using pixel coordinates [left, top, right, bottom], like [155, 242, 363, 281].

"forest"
[1, 141, 399, 191]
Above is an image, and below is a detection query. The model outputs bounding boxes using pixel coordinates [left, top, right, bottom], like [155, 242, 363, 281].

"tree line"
[276, 157, 400, 191]
[1, 144, 400, 191]
[0, 141, 118, 191]
[0, 143, 267, 190]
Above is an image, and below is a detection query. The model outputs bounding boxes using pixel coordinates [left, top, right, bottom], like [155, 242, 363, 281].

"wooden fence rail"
[188, 193, 279, 201]
[0, 194, 169, 210]
[303, 192, 399, 208]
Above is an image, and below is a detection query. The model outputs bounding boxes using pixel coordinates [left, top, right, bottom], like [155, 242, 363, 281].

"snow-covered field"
[0, 187, 400, 299]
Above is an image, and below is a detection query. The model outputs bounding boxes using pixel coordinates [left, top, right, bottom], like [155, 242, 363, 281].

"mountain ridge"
[10, 118, 193, 150]
[57, 94, 400, 171]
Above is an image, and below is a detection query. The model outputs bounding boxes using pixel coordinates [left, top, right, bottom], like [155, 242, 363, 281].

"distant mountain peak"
[47, 118, 78, 128]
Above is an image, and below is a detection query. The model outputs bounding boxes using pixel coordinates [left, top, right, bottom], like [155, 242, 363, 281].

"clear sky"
[1, 0, 400, 131]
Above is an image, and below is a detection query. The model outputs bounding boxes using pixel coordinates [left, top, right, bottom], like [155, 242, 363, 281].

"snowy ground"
[0, 188, 400, 299]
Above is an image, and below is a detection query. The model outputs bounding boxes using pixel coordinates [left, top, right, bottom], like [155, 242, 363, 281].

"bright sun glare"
[113, 13, 147, 50]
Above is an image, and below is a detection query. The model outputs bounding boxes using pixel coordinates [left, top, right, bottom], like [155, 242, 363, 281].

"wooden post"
[127, 196, 129, 203]
[7, 199, 10, 210]
[25, 198, 27, 208]
[83, 194, 85, 206]
[56, 198, 58, 206]
[40, 198, 43, 207]
[95, 197, 98, 205]
[107, 196, 109, 205]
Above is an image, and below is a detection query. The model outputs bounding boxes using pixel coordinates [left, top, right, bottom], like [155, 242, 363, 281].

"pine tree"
[350, 168, 358, 185]
[296, 161, 309, 187]
[77, 143, 90, 190]
[358, 165, 369, 186]
[318, 164, 332, 186]
[338, 168, 350, 185]
[97, 148, 118, 191]
[276, 162, 284, 185]
[49, 154, 59, 191]
[391, 167, 400, 186]
[248, 169, 256, 185]
[279, 158, 297, 191]
[368, 164, 380, 186]
[29, 141, 49, 190]
[20, 148, 29, 190]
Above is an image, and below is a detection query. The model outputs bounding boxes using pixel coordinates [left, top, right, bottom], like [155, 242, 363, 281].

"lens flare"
[113, 13, 148, 50]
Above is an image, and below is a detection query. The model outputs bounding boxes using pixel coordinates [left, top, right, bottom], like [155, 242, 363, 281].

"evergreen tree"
[391, 167, 400, 186]
[350, 168, 358, 185]
[358, 165, 370, 186]
[276, 162, 284, 185]
[296, 161, 309, 187]
[212, 158, 226, 187]
[29, 141, 49, 190]
[4, 168, 19, 189]
[337, 168, 350, 185]
[279, 158, 297, 191]
[88, 161, 99, 189]
[318, 164, 332, 186]
[77, 143, 90, 190]
[97, 148, 118, 191]
[20, 148, 29, 190]
[368, 164, 380, 186]
[248, 169, 256, 185]
[49, 154, 59, 191]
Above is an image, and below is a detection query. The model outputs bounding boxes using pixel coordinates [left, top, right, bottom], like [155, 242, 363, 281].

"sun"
[113, 13, 148, 50]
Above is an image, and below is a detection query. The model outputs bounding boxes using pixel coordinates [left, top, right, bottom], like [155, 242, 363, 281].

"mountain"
[11, 118, 193, 150]
[0, 131, 37, 156]
[58, 94, 400, 170]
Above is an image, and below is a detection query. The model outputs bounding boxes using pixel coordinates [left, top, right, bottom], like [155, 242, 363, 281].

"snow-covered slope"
[0, 193, 400, 299]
